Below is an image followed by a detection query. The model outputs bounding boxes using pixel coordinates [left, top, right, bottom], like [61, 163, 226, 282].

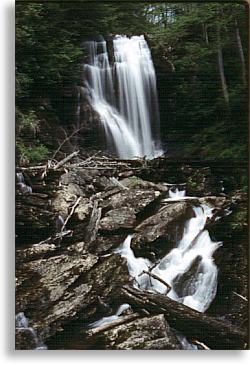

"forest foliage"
[15, 1, 248, 165]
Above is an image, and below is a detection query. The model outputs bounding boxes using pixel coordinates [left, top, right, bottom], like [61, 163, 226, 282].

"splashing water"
[82, 35, 163, 159]
[88, 303, 131, 329]
[15, 312, 47, 350]
[16, 172, 32, 194]
[115, 234, 153, 288]
[151, 204, 221, 312]
[169, 187, 186, 199]
[116, 189, 222, 313]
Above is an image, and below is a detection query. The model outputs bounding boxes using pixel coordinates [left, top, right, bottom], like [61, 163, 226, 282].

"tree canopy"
[15, 1, 248, 165]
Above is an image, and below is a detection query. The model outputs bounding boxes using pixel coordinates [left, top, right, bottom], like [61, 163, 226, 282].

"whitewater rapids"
[115, 188, 222, 313]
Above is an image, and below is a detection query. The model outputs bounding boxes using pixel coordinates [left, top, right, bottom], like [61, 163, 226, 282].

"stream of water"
[91, 188, 222, 349]
[15, 312, 47, 350]
[116, 191, 221, 313]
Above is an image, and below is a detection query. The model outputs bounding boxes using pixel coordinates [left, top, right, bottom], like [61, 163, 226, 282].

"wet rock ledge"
[15, 154, 248, 350]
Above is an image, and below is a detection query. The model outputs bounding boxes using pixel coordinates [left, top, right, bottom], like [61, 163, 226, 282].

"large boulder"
[103, 189, 161, 211]
[15, 244, 131, 348]
[92, 176, 118, 191]
[85, 253, 130, 303]
[60, 169, 99, 186]
[16, 243, 99, 344]
[100, 207, 136, 231]
[119, 176, 169, 193]
[88, 234, 127, 256]
[131, 201, 190, 259]
[52, 188, 93, 220]
[51, 187, 78, 218]
[96, 314, 182, 350]
[74, 198, 94, 221]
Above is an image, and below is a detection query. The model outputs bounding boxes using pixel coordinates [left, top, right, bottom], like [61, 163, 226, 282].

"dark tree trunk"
[121, 284, 247, 350]
[84, 200, 102, 251]
[234, 13, 246, 85]
[216, 9, 230, 108]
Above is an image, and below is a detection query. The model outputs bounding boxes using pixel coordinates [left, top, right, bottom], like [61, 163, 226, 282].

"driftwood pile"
[16, 151, 171, 247]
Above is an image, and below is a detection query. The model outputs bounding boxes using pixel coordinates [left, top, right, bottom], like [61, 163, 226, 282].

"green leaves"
[15, 1, 153, 99]
[15, 107, 50, 163]
[15, 1, 248, 165]
[148, 1, 248, 138]
[15, 2, 85, 97]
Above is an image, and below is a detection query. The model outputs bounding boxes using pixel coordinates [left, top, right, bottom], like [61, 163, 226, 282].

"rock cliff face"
[15, 155, 248, 350]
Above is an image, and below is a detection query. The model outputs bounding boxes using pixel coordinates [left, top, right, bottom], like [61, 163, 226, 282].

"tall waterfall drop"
[82, 35, 163, 159]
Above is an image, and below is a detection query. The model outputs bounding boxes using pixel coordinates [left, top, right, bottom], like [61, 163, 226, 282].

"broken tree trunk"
[84, 200, 102, 251]
[216, 7, 230, 108]
[121, 285, 247, 350]
[53, 150, 80, 170]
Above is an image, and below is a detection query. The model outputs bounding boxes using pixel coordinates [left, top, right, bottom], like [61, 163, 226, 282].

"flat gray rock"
[103, 189, 161, 211]
[101, 314, 182, 350]
[100, 207, 136, 230]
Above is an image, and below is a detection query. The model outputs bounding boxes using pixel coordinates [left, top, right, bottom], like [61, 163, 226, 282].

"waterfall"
[82, 35, 163, 159]
[116, 190, 222, 313]
[16, 172, 32, 194]
[15, 312, 47, 350]
[56, 215, 67, 233]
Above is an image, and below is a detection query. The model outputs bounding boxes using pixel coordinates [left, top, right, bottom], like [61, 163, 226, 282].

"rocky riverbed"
[15, 154, 248, 350]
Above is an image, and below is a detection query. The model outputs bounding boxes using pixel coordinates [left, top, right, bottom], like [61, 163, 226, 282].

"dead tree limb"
[121, 284, 247, 350]
[61, 196, 82, 233]
[86, 313, 140, 337]
[84, 200, 102, 251]
[32, 230, 73, 246]
[138, 270, 171, 294]
[50, 126, 84, 162]
[54, 150, 80, 170]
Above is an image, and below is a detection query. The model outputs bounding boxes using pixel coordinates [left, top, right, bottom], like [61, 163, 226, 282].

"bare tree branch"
[138, 270, 171, 294]
[61, 196, 82, 233]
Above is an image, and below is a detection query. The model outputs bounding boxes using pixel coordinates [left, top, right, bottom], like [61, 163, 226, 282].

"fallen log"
[121, 284, 247, 350]
[54, 150, 80, 170]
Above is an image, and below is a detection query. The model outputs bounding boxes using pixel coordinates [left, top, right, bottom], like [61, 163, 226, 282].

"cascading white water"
[16, 172, 32, 194]
[169, 188, 186, 199]
[82, 35, 163, 158]
[151, 204, 221, 312]
[116, 189, 222, 313]
[15, 312, 47, 350]
[88, 303, 130, 329]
